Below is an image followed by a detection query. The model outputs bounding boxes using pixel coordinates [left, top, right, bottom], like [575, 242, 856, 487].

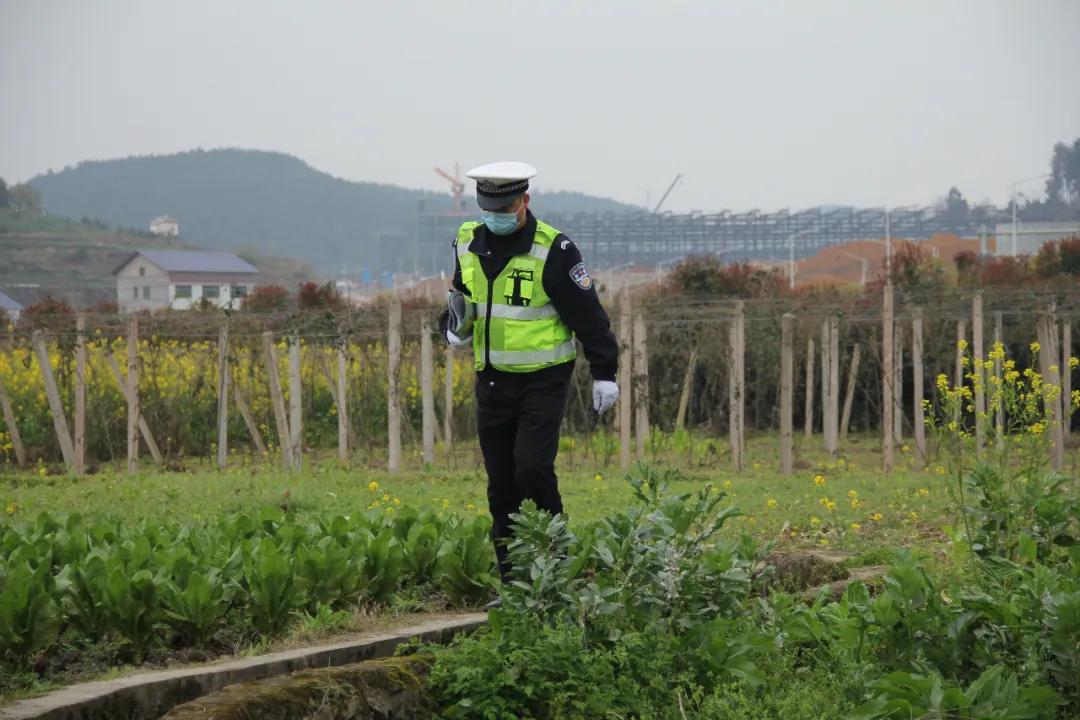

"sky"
[2, 0, 1078, 213]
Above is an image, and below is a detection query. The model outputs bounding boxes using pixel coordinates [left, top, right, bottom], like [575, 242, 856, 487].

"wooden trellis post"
[882, 283, 895, 473]
[780, 313, 794, 476]
[1037, 311, 1064, 472]
[74, 315, 86, 475]
[804, 337, 815, 439]
[893, 327, 903, 445]
[337, 343, 349, 463]
[232, 381, 267, 455]
[0, 343, 26, 466]
[444, 345, 454, 462]
[288, 335, 302, 472]
[387, 297, 402, 474]
[618, 291, 633, 471]
[1063, 322, 1072, 437]
[216, 324, 229, 469]
[633, 311, 649, 459]
[912, 308, 927, 462]
[126, 316, 139, 474]
[31, 330, 76, 471]
[954, 320, 967, 388]
[821, 317, 839, 457]
[729, 301, 746, 471]
[262, 331, 292, 470]
[994, 312, 1004, 448]
[421, 316, 436, 466]
[675, 346, 698, 431]
[972, 293, 985, 452]
[106, 353, 163, 465]
[839, 344, 861, 440]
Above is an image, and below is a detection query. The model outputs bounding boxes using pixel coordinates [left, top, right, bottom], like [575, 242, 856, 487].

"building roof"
[117, 250, 259, 275]
[0, 290, 23, 312]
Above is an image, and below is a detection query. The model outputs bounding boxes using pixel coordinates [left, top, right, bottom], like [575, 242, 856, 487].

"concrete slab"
[0, 612, 487, 720]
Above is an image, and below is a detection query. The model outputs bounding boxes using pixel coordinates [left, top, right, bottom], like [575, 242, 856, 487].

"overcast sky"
[2, 0, 1078, 212]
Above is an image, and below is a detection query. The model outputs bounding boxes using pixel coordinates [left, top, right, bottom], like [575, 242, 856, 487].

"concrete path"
[0, 612, 487, 720]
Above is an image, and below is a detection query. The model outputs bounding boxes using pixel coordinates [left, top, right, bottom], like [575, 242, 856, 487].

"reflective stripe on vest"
[476, 304, 559, 320]
[488, 341, 577, 366]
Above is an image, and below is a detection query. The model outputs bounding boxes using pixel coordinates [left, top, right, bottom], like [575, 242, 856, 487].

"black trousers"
[476, 363, 573, 580]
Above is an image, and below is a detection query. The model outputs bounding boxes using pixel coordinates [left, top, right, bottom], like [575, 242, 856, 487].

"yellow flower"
[392, 497, 401, 506]
[809, 516, 821, 526]
[813, 474, 826, 487]
[593, 473, 603, 482]
[850, 523, 861, 530]
[935, 465, 946, 475]
[1030, 342, 1040, 354]
[957, 339, 968, 352]
[1070, 356, 1079, 369]
[917, 488, 929, 497]
[900, 444, 910, 453]
[723, 479, 733, 489]
[766, 498, 778, 510]
[819, 497, 837, 512]
[441, 498, 450, 509]
[466, 503, 476, 511]
[870, 513, 883, 521]
[368, 481, 379, 493]
[5, 503, 15, 515]
[908, 511, 919, 522]
[382, 493, 391, 502]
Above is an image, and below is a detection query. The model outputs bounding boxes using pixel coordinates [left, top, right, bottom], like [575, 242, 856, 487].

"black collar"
[468, 210, 537, 258]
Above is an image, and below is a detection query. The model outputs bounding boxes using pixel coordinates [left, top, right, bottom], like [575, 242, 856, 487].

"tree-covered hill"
[28, 149, 640, 274]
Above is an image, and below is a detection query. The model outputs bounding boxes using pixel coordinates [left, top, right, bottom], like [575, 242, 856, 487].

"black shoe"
[483, 597, 502, 610]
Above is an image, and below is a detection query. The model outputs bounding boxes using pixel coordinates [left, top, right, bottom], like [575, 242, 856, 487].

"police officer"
[440, 161, 619, 581]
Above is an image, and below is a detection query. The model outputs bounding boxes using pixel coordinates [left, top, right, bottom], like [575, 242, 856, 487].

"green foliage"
[0, 561, 61, 661]
[160, 569, 233, 646]
[852, 666, 1062, 720]
[436, 517, 497, 606]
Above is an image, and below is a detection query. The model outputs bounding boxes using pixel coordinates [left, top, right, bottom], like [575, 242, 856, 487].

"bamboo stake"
[839, 344, 861, 439]
[31, 330, 76, 470]
[126, 316, 139, 474]
[1063, 322, 1072, 441]
[675, 346, 698, 431]
[216, 324, 229, 469]
[388, 297, 402, 473]
[780, 313, 794, 476]
[912, 309, 926, 463]
[74, 314, 86, 475]
[829, 315, 840, 456]
[105, 352, 163, 464]
[633, 311, 649, 459]
[804, 337, 815, 439]
[618, 291, 633, 471]
[262, 331, 292, 470]
[288, 335, 302, 472]
[883, 283, 895, 473]
[421, 316, 435, 466]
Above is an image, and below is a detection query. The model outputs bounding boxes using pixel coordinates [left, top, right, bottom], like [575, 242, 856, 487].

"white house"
[0, 290, 22, 323]
[149, 216, 180, 237]
[114, 250, 261, 312]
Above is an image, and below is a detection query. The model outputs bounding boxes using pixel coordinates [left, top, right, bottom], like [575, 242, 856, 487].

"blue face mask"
[480, 209, 521, 235]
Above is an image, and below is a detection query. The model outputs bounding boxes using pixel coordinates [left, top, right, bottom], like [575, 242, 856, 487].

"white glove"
[445, 329, 471, 347]
[592, 380, 619, 414]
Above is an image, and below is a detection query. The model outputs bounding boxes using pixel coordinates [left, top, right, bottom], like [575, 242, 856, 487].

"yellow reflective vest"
[456, 220, 576, 373]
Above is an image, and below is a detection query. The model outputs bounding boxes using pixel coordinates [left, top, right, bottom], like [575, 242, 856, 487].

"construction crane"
[434, 164, 466, 209]
[652, 174, 682, 214]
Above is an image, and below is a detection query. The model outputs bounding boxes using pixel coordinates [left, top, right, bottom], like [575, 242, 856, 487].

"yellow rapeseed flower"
[766, 498, 778, 510]
[1030, 342, 1040, 354]
[368, 481, 379, 493]
[870, 513, 883, 521]
[813, 474, 826, 487]
[810, 516, 820, 526]
[850, 523, 861, 530]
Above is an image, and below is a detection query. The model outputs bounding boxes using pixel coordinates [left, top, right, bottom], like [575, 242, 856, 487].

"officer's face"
[494, 194, 529, 230]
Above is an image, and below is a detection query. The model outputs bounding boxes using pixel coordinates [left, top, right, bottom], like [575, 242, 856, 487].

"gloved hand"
[592, 380, 619, 414]
[445, 329, 471, 347]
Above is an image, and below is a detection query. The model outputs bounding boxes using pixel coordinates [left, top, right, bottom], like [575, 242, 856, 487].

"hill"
[29, 149, 642, 275]
[0, 208, 312, 311]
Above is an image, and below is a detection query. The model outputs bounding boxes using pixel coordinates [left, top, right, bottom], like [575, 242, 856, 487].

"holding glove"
[592, 379, 619, 414]
[440, 290, 475, 348]
[445, 329, 471, 347]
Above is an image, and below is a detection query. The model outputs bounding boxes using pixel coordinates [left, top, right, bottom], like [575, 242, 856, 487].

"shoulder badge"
[569, 262, 593, 290]
[560, 239, 571, 250]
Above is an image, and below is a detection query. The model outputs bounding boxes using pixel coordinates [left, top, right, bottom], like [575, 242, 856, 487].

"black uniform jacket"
[442, 210, 618, 382]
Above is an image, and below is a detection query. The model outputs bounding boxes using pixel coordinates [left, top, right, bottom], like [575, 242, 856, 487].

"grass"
[2, 433, 955, 556]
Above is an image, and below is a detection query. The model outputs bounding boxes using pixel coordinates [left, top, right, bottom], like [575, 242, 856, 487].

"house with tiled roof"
[114, 250, 261, 312]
